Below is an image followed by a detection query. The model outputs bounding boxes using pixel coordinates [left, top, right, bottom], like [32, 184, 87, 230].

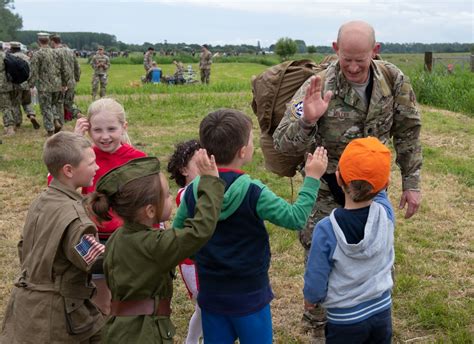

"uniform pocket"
[64, 297, 95, 335]
[156, 318, 176, 344]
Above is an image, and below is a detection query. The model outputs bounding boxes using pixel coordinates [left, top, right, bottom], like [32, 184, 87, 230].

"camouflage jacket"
[56, 47, 80, 89]
[174, 62, 184, 78]
[199, 50, 212, 70]
[0, 51, 14, 92]
[12, 51, 31, 90]
[143, 51, 153, 71]
[273, 60, 422, 191]
[29, 47, 66, 92]
[90, 53, 110, 74]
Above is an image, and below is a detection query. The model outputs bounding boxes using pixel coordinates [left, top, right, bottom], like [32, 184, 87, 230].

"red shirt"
[83, 144, 146, 239]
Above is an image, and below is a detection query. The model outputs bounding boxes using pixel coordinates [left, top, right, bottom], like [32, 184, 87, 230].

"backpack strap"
[270, 60, 294, 116]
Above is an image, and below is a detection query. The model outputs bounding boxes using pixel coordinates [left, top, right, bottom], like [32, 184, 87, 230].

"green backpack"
[250, 57, 335, 177]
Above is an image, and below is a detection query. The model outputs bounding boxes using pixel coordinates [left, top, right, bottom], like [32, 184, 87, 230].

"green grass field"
[0, 58, 473, 343]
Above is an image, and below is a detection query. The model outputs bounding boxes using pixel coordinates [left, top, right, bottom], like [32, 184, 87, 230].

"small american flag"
[75, 234, 105, 265]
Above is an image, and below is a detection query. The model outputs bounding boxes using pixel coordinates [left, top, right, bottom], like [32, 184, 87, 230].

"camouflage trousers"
[64, 87, 81, 119]
[92, 73, 107, 98]
[300, 178, 340, 340]
[0, 92, 15, 128]
[11, 89, 36, 127]
[200, 68, 211, 84]
[38, 91, 64, 132]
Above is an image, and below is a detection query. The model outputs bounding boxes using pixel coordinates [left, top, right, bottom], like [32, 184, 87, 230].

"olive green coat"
[1, 179, 104, 343]
[101, 176, 225, 344]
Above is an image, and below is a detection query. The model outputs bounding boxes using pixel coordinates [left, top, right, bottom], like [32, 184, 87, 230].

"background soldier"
[50, 34, 82, 121]
[0, 41, 16, 136]
[199, 44, 212, 84]
[29, 32, 67, 136]
[173, 60, 185, 84]
[143, 46, 154, 73]
[273, 20, 422, 341]
[9, 41, 40, 130]
[90, 46, 110, 99]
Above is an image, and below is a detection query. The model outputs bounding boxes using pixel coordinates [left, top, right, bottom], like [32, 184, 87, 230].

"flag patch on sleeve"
[75, 234, 105, 265]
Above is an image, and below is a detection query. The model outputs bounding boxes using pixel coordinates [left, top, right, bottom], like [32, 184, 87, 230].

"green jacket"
[101, 176, 225, 344]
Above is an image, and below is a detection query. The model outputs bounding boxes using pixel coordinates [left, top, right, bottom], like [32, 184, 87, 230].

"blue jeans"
[201, 303, 272, 344]
[325, 308, 392, 344]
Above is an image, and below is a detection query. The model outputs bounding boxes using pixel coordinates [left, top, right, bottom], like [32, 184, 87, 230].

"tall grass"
[410, 67, 474, 116]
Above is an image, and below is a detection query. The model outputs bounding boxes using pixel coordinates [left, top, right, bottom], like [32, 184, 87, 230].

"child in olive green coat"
[88, 153, 224, 343]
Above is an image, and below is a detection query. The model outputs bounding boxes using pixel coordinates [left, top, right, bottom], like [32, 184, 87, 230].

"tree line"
[9, 30, 472, 55]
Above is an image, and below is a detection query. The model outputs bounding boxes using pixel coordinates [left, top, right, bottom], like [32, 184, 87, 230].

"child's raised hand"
[195, 149, 219, 178]
[74, 117, 90, 136]
[304, 146, 328, 180]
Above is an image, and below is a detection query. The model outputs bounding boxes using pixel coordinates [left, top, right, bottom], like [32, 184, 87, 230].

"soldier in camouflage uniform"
[29, 32, 67, 136]
[173, 60, 185, 84]
[199, 44, 212, 84]
[143, 47, 154, 72]
[0, 41, 16, 136]
[9, 42, 40, 130]
[50, 35, 82, 122]
[90, 46, 110, 100]
[273, 21, 422, 341]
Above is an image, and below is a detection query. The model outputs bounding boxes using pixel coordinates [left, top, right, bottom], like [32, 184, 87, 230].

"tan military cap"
[10, 41, 21, 48]
[37, 32, 50, 39]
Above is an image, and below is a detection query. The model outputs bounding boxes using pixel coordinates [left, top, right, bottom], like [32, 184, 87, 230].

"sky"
[13, 0, 474, 47]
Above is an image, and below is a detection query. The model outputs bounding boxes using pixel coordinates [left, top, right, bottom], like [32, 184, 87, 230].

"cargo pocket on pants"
[156, 318, 176, 344]
[64, 297, 95, 335]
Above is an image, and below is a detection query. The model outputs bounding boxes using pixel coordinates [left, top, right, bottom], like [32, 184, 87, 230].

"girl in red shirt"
[75, 98, 146, 314]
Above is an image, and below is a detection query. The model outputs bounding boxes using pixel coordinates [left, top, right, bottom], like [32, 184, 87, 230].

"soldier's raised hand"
[302, 76, 333, 125]
[74, 117, 90, 136]
[195, 149, 219, 178]
[304, 146, 328, 180]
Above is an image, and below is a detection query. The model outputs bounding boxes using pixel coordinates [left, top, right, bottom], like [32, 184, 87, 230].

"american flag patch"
[293, 100, 304, 118]
[75, 234, 105, 265]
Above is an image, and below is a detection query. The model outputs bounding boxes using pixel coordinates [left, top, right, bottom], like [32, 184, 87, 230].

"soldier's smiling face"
[333, 25, 379, 84]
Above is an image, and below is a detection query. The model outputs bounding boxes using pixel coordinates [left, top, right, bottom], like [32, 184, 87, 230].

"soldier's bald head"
[337, 21, 376, 48]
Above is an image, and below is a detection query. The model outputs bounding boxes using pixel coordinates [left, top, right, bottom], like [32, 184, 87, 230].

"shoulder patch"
[75, 234, 104, 265]
[292, 100, 304, 119]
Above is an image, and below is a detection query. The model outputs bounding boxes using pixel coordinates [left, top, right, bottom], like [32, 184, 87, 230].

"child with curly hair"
[167, 139, 203, 344]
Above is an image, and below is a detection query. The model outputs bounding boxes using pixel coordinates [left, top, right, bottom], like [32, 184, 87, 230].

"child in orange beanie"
[303, 137, 395, 343]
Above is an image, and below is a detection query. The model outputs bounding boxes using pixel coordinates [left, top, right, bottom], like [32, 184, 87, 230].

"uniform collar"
[49, 178, 84, 202]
